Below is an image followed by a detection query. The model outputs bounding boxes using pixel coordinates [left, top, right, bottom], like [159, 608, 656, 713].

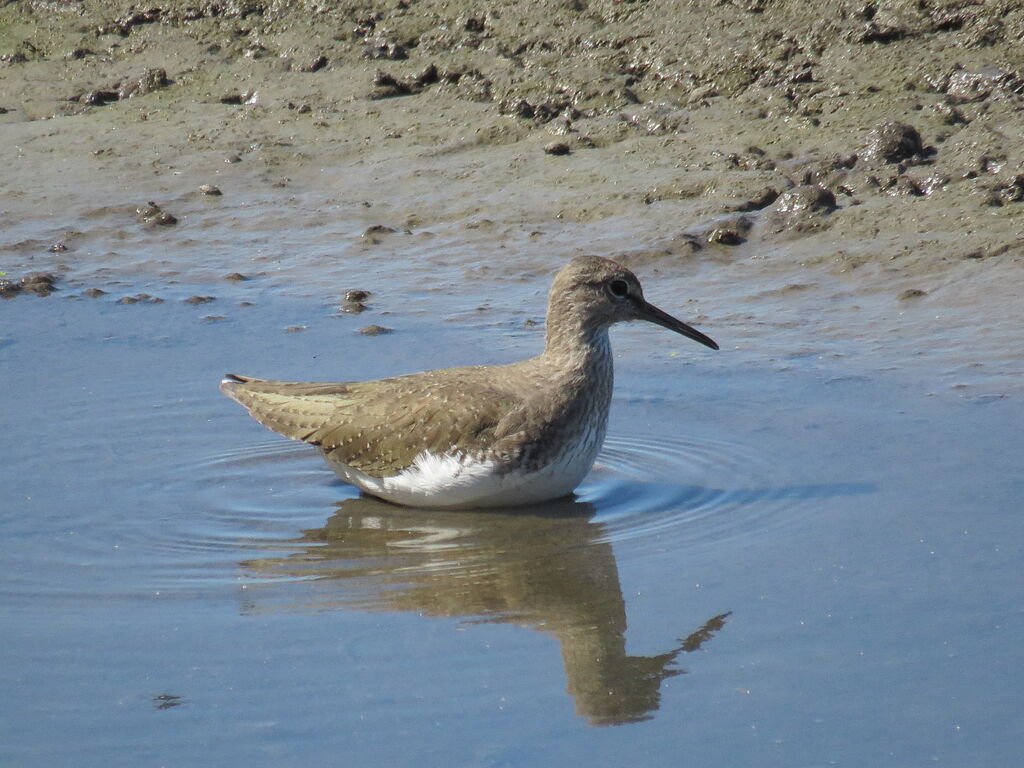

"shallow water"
[2, 289, 1022, 766]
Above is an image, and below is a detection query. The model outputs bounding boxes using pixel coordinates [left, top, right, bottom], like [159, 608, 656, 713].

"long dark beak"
[636, 299, 719, 350]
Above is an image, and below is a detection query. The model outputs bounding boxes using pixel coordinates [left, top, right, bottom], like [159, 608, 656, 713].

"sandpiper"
[221, 255, 718, 508]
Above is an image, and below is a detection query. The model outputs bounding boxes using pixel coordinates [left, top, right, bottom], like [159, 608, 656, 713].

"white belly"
[322, 424, 604, 509]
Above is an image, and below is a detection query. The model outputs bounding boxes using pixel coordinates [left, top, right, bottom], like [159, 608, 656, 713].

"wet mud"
[1, 0, 1021, 394]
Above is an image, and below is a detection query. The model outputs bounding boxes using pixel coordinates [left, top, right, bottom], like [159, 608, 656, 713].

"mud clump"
[685, 214, 752, 248]
[363, 39, 408, 61]
[79, 90, 118, 106]
[733, 187, 781, 212]
[339, 289, 372, 313]
[118, 293, 164, 304]
[499, 97, 573, 123]
[371, 65, 460, 98]
[361, 225, 407, 244]
[118, 68, 169, 99]
[300, 55, 328, 73]
[544, 142, 571, 156]
[0, 272, 58, 298]
[765, 185, 837, 234]
[707, 227, 744, 246]
[73, 68, 169, 106]
[932, 65, 1024, 104]
[984, 175, 1024, 206]
[861, 122, 930, 165]
[899, 289, 928, 300]
[96, 7, 163, 36]
[137, 202, 177, 226]
[773, 186, 837, 215]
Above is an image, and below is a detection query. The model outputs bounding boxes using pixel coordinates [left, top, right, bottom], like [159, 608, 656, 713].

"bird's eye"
[607, 279, 630, 300]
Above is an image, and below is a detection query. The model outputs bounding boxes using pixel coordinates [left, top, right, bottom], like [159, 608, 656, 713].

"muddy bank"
[1, 0, 1022, 392]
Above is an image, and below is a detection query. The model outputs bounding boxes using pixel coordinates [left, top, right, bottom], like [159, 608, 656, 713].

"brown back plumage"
[221, 368, 532, 477]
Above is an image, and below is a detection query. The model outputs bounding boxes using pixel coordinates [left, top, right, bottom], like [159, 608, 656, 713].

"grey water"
[1, 285, 1022, 767]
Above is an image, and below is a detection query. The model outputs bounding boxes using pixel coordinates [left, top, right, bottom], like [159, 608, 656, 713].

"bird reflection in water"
[242, 495, 730, 726]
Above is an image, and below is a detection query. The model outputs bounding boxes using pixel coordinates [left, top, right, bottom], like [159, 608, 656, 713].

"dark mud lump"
[862, 121, 926, 164]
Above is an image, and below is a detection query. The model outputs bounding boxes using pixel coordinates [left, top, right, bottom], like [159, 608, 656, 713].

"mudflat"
[2, 0, 1022, 393]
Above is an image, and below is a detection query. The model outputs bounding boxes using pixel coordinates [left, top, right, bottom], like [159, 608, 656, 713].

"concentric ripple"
[134, 436, 344, 583]
[577, 431, 866, 556]
[165, 426, 864, 584]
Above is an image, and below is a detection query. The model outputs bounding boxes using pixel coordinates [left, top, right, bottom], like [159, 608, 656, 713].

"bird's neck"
[534, 316, 614, 457]
[542, 315, 613, 380]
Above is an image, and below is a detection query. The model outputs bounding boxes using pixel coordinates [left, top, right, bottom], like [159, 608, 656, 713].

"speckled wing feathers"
[223, 371, 529, 477]
[220, 376, 357, 442]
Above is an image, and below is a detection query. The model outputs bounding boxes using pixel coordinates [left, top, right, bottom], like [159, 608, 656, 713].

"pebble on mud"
[222, 272, 249, 282]
[136, 202, 177, 226]
[544, 142, 571, 156]
[199, 184, 222, 196]
[358, 324, 392, 336]
[83, 288, 106, 298]
[184, 295, 215, 305]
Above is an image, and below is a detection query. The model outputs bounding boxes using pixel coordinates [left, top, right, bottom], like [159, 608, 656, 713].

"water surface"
[2, 292, 1021, 766]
